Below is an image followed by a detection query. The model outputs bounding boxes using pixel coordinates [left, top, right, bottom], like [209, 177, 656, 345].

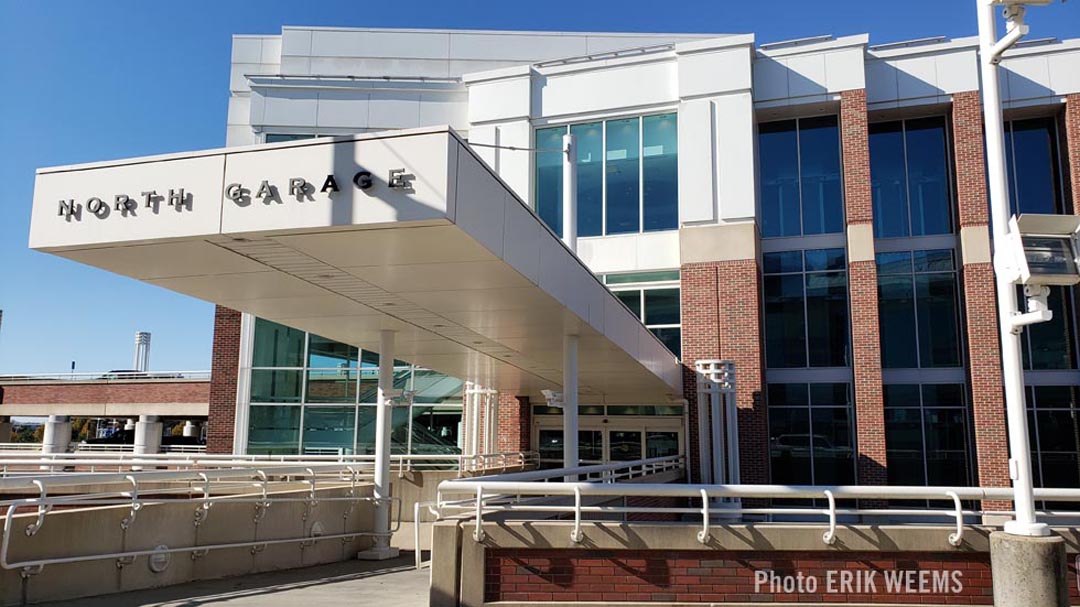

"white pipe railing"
[0, 463, 401, 575]
[433, 458, 1080, 551]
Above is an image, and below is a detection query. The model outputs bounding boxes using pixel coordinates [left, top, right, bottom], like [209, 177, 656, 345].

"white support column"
[133, 415, 163, 455]
[41, 415, 71, 454]
[182, 420, 197, 438]
[562, 133, 577, 253]
[563, 334, 579, 480]
[359, 329, 400, 560]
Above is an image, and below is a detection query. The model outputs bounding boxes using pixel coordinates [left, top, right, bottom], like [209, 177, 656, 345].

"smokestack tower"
[133, 331, 151, 372]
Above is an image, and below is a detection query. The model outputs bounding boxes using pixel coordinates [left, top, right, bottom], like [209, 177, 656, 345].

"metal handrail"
[433, 458, 1080, 548]
[0, 463, 401, 573]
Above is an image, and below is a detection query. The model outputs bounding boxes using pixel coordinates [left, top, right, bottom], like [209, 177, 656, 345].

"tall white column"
[182, 420, 197, 438]
[562, 133, 577, 253]
[41, 415, 71, 454]
[359, 329, 400, 560]
[977, 0, 1046, 538]
[134, 415, 163, 455]
[563, 334, 579, 480]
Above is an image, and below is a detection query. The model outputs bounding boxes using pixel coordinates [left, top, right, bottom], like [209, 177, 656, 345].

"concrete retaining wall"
[0, 484, 374, 606]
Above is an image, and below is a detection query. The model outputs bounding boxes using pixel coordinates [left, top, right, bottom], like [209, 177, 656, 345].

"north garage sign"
[55, 168, 414, 222]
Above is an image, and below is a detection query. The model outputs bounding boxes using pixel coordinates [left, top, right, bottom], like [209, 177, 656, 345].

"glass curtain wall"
[247, 318, 464, 456]
[535, 112, 678, 237]
[758, 114, 850, 486]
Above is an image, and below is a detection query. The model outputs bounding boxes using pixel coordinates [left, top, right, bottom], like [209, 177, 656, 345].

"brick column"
[716, 259, 767, 485]
[680, 229, 767, 485]
[206, 306, 242, 454]
[952, 91, 1011, 504]
[680, 262, 721, 484]
[840, 89, 887, 485]
[496, 394, 531, 454]
[1066, 93, 1080, 211]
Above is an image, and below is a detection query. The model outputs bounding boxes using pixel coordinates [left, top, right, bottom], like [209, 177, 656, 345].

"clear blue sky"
[0, 0, 1076, 374]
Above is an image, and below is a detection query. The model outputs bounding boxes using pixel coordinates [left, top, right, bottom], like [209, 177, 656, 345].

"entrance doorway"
[532, 406, 684, 469]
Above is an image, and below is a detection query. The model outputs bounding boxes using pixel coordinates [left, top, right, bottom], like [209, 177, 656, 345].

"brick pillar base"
[206, 306, 241, 454]
[496, 394, 531, 454]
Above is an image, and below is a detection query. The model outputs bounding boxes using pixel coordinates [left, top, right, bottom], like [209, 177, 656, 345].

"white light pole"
[562, 133, 577, 253]
[977, 0, 1053, 537]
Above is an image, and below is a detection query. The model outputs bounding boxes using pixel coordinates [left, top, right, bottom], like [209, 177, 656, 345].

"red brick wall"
[952, 91, 1011, 505]
[206, 306, 242, 454]
[1065, 93, 1080, 211]
[496, 394, 530, 453]
[0, 381, 208, 406]
[680, 262, 721, 484]
[484, 549, 1016, 604]
[680, 258, 767, 484]
[841, 88, 887, 485]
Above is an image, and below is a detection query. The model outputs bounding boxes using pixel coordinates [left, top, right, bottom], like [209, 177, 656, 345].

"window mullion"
[795, 118, 805, 237]
[638, 115, 645, 234]
[601, 121, 608, 236]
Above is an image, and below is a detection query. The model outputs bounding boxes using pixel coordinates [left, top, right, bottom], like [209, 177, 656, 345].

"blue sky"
[0, 0, 1076, 374]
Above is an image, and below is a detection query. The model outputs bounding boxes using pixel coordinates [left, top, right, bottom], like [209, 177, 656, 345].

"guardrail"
[0, 450, 539, 476]
[0, 463, 396, 577]
[0, 370, 211, 382]
[435, 466, 1080, 551]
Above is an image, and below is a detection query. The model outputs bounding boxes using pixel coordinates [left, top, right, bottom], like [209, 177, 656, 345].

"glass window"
[1021, 286, 1077, 370]
[244, 318, 463, 457]
[646, 432, 680, 458]
[535, 126, 566, 235]
[642, 113, 678, 231]
[759, 117, 843, 237]
[248, 406, 301, 455]
[1006, 117, 1066, 216]
[609, 430, 643, 462]
[768, 383, 855, 485]
[606, 117, 641, 234]
[877, 250, 961, 368]
[870, 117, 954, 238]
[534, 113, 678, 237]
[764, 249, 849, 368]
[252, 318, 305, 368]
[884, 384, 972, 490]
[410, 405, 462, 454]
[250, 369, 302, 403]
[572, 122, 604, 237]
[1027, 386, 1080, 490]
[265, 133, 317, 143]
[302, 406, 356, 455]
[611, 284, 682, 358]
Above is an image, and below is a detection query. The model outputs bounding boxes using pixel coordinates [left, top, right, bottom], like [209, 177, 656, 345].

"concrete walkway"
[36, 554, 429, 607]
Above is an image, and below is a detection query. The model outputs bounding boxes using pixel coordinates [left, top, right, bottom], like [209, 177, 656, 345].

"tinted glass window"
[248, 406, 301, 455]
[799, 116, 844, 235]
[760, 121, 800, 237]
[1007, 117, 1064, 216]
[764, 250, 848, 368]
[302, 406, 356, 454]
[1022, 286, 1076, 370]
[606, 118, 641, 234]
[877, 250, 960, 368]
[535, 126, 566, 234]
[768, 383, 854, 485]
[572, 122, 603, 237]
[642, 113, 678, 231]
[870, 118, 953, 238]
[253, 318, 305, 368]
[759, 117, 843, 237]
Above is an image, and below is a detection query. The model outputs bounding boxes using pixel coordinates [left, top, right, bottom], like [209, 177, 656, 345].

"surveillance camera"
[1006, 214, 1080, 286]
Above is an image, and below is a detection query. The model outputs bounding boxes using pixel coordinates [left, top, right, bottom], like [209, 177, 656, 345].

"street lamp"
[976, 0, 1062, 538]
